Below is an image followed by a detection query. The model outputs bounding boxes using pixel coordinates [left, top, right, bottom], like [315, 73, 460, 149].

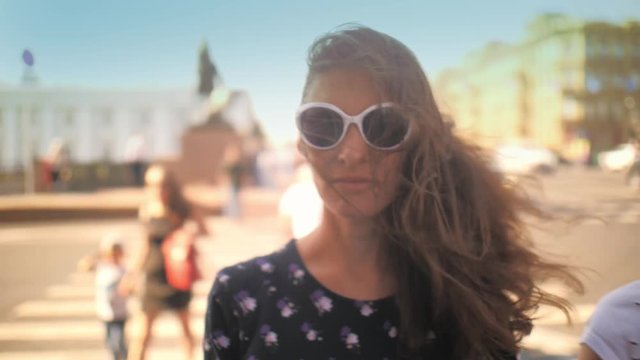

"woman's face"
[301, 68, 405, 219]
[144, 166, 169, 203]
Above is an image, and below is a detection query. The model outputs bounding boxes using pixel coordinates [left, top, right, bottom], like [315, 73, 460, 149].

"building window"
[612, 102, 624, 120]
[585, 102, 595, 121]
[614, 43, 624, 58]
[586, 74, 602, 93]
[627, 74, 639, 92]
[597, 101, 608, 120]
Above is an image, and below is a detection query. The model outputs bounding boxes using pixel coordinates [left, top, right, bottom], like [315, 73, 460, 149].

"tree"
[198, 42, 219, 96]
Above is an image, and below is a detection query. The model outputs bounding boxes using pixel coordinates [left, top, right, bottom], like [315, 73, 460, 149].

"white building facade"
[0, 85, 202, 171]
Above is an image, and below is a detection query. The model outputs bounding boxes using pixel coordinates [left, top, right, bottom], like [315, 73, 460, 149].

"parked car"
[492, 143, 559, 176]
[597, 143, 638, 172]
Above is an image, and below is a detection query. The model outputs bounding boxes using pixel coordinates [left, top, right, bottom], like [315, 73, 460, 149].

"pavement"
[0, 186, 287, 360]
[0, 185, 280, 223]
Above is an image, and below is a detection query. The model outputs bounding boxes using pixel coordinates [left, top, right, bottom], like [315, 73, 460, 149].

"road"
[0, 166, 638, 359]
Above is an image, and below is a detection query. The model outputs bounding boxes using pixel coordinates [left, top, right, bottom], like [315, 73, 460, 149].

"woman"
[204, 26, 583, 359]
[127, 164, 209, 360]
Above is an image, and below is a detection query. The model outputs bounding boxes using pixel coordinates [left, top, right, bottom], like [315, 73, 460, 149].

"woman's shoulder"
[209, 240, 296, 299]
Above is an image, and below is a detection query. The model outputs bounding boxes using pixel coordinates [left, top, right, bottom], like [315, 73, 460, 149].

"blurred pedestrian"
[222, 144, 245, 218]
[204, 25, 583, 359]
[44, 138, 69, 192]
[625, 141, 640, 189]
[77, 233, 130, 360]
[124, 134, 147, 187]
[278, 162, 323, 239]
[124, 164, 209, 360]
[578, 280, 640, 360]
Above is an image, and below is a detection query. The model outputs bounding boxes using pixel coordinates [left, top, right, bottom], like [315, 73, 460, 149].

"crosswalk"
[0, 208, 636, 359]
[0, 217, 286, 360]
[0, 258, 217, 359]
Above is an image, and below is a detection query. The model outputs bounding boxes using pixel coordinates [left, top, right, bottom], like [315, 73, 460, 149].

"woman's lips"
[332, 177, 372, 191]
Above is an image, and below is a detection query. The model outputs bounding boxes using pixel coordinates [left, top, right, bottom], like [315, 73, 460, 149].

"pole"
[21, 107, 35, 194]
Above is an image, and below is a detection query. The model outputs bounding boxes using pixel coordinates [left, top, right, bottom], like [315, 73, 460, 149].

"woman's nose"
[337, 124, 368, 164]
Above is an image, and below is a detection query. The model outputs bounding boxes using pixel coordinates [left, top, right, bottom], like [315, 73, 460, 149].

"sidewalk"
[0, 215, 288, 360]
[0, 185, 282, 223]
[0, 188, 286, 360]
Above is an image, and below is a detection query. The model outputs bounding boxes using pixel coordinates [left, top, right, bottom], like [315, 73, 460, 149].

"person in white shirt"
[79, 233, 130, 360]
[278, 162, 323, 239]
[578, 280, 640, 360]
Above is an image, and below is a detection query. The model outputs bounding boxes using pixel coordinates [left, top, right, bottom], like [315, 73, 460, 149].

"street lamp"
[21, 49, 36, 194]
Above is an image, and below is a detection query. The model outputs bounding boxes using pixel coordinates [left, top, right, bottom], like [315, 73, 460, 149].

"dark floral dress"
[203, 240, 517, 360]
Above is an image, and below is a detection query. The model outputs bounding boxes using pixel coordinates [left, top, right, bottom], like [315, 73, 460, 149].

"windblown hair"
[145, 164, 192, 226]
[303, 25, 583, 359]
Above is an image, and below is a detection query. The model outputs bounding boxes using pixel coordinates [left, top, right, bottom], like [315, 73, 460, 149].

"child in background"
[78, 233, 130, 360]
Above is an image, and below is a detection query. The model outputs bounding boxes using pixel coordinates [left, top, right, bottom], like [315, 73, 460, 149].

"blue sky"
[1, 0, 639, 144]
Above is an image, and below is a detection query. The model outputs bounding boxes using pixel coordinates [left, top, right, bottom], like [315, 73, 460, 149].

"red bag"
[161, 228, 201, 291]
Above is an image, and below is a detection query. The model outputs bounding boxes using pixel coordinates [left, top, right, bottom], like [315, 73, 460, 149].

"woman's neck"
[297, 209, 395, 300]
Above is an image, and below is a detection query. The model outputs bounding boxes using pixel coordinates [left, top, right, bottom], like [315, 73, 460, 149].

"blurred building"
[0, 84, 198, 171]
[0, 83, 264, 190]
[436, 14, 640, 161]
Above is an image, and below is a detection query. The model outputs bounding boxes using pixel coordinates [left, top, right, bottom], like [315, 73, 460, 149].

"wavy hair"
[303, 25, 583, 359]
[144, 164, 192, 226]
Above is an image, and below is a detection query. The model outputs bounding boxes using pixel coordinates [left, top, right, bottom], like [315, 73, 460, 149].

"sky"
[1, 0, 639, 145]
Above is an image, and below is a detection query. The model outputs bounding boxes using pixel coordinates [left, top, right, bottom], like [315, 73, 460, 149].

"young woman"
[204, 25, 583, 359]
[126, 164, 209, 360]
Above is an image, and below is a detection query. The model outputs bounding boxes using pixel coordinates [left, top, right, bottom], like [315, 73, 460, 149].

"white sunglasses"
[296, 102, 411, 150]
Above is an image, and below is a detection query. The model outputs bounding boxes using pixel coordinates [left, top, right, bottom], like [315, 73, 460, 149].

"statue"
[197, 42, 218, 96]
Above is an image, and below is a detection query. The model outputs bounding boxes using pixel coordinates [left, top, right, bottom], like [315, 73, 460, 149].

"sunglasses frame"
[296, 102, 410, 151]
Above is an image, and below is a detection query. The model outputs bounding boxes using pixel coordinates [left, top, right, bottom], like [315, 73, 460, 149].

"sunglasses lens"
[362, 107, 409, 149]
[299, 107, 344, 148]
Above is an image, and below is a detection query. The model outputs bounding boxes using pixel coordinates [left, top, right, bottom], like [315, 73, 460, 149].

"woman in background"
[126, 164, 209, 360]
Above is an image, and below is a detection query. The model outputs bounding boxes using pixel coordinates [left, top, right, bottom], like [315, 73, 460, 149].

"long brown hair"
[303, 25, 583, 359]
[145, 164, 192, 226]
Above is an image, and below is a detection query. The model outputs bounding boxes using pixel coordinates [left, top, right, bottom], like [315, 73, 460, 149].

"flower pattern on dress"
[233, 290, 257, 315]
[276, 297, 297, 318]
[301, 322, 323, 341]
[208, 330, 231, 350]
[354, 300, 376, 317]
[259, 324, 279, 348]
[217, 272, 230, 286]
[204, 241, 490, 360]
[288, 263, 306, 285]
[256, 258, 275, 273]
[310, 289, 333, 315]
[383, 321, 398, 338]
[340, 326, 360, 353]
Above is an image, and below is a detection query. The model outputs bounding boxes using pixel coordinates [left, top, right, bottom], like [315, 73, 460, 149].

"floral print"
[204, 240, 515, 360]
[340, 326, 360, 353]
[310, 289, 333, 315]
[301, 322, 323, 342]
[355, 300, 376, 317]
[217, 272, 230, 286]
[211, 330, 231, 349]
[233, 290, 257, 315]
[256, 258, 275, 273]
[288, 263, 305, 285]
[276, 297, 297, 318]
[383, 321, 398, 338]
[259, 324, 279, 348]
